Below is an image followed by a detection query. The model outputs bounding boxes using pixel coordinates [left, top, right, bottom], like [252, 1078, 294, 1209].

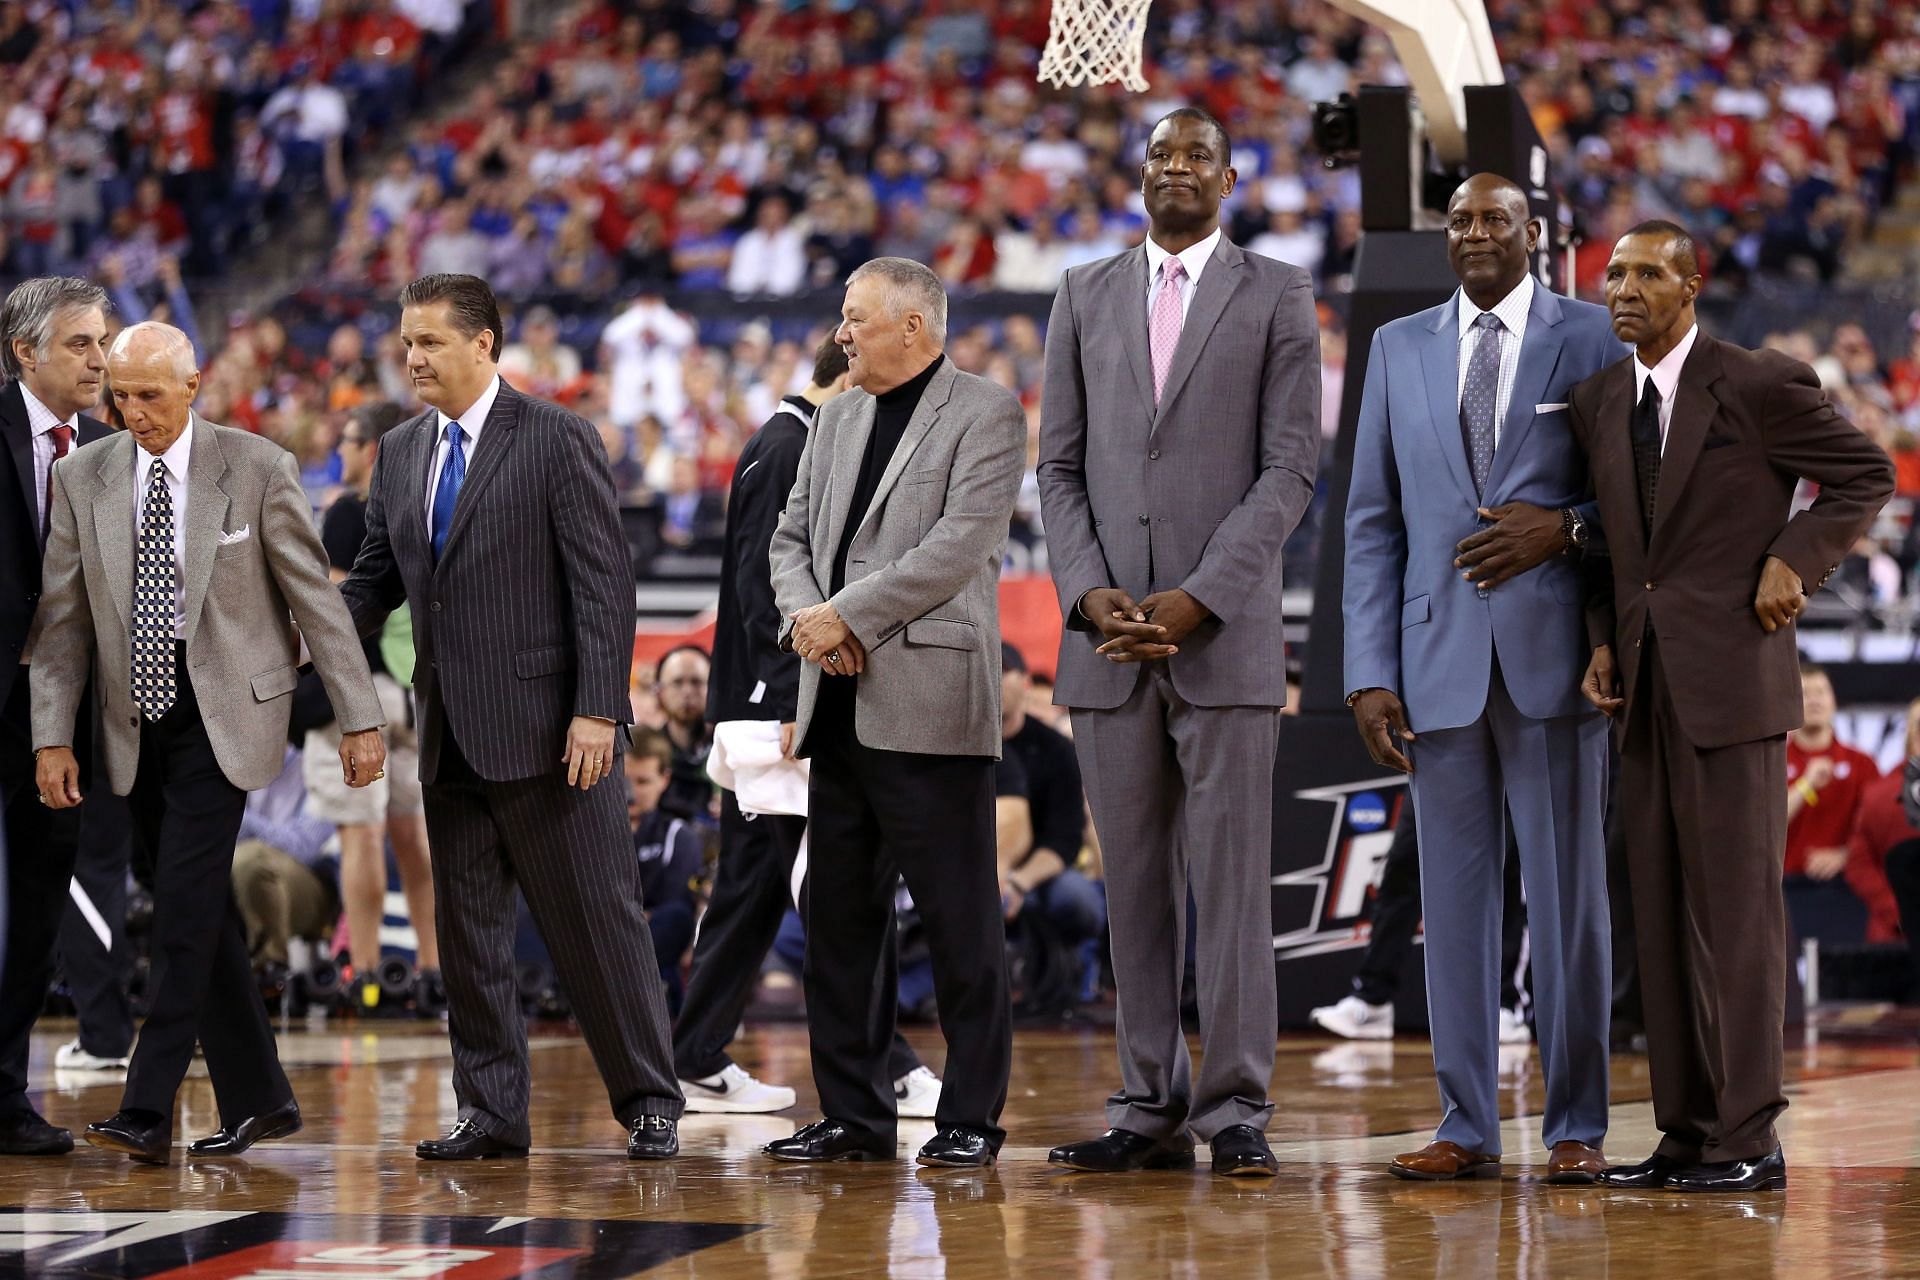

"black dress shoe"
[1665, 1147, 1787, 1193]
[1047, 1128, 1195, 1172]
[917, 1127, 996, 1168]
[627, 1115, 678, 1161]
[415, 1119, 530, 1161]
[1598, 1152, 1688, 1189]
[1209, 1125, 1278, 1178]
[764, 1118, 893, 1162]
[85, 1111, 171, 1165]
[188, 1099, 302, 1156]
[0, 1110, 73, 1156]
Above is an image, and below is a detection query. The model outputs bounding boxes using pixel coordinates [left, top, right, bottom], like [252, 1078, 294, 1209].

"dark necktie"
[430, 421, 466, 561]
[41, 423, 71, 543]
[1630, 378, 1663, 537]
[131, 461, 178, 721]
[1459, 312, 1503, 498]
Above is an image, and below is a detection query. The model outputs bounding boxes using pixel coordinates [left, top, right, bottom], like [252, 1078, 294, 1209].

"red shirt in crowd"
[1845, 770, 1914, 942]
[1786, 736, 1880, 879]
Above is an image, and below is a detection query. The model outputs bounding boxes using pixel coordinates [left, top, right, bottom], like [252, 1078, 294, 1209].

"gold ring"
[371, 770, 386, 781]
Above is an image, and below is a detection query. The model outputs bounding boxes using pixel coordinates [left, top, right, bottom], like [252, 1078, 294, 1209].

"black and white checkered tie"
[132, 461, 177, 721]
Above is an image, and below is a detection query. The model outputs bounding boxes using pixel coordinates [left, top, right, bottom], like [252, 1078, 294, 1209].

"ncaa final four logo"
[1271, 778, 1413, 961]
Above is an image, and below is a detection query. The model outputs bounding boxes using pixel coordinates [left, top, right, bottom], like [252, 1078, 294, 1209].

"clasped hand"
[790, 602, 866, 675]
[1086, 587, 1208, 663]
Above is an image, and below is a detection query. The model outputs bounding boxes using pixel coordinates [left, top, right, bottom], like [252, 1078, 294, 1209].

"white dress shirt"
[1454, 274, 1535, 446]
[134, 416, 195, 640]
[21, 382, 78, 536]
[1144, 226, 1223, 326]
[426, 374, 501, 525]
[1631, 323, 1700, 454]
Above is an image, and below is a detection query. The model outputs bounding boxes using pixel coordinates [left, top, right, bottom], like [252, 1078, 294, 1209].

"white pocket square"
[217, 525, 251, 546]
[1534, 402, 1569, 413]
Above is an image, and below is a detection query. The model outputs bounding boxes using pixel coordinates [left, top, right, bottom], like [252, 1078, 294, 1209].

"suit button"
[1148, 450, 1161, 460]
[1644, 581, 1656, 591]
[1138, 514, 1150, 525]
[430, 601, 442, 613]
[128, 716, 137, 727]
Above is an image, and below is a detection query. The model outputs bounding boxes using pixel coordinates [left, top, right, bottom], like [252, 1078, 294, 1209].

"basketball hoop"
[1038, 0, 1154, 93]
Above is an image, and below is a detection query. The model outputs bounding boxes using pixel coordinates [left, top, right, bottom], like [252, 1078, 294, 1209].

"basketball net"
[1038, 0, 1153, 93]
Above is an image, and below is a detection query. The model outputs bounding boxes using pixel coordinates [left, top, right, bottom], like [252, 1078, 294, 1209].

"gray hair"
[846, 257, 948, 347]
[109, 321, 198, 380]
[0, 276, 109, 382]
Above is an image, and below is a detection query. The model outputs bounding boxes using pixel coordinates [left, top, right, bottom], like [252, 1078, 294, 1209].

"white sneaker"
[893, 1066, 942, 1119]
[53, 1040, 130, 1073]
[678, 1064, 797, 1114]
[1498, 1007, 1532, 1046]
[1308, 995, 1395, 1040]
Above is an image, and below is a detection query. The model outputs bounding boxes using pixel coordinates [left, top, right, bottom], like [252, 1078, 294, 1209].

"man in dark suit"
[1574, 221, 1894, 1192]
[1038, 107, 1320, 1177]
[339, 273, 684, 1162]
[0, 277, 114, 1155]
[767, 257, 1025, 1168]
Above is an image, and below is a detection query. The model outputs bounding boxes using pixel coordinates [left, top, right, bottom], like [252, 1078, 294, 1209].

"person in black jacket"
[672, 334, 848, 1114]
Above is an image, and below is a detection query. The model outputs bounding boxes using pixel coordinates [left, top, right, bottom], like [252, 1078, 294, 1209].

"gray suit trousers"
[1409, 656, 1611, 1155]
[1072, 668, 1281, 1143]
[423, 727, 681, 1146]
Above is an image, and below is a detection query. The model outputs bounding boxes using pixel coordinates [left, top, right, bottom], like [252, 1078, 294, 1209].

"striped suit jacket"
[339, 379, 635, 783]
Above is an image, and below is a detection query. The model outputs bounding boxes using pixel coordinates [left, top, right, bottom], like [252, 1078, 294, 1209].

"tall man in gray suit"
[338, 274, 683, 1162]
[766, 257, 1024, 1169]
[34, 323, 386, 1164]
[1344, 174, 1626, 1184]
[1038, 108, 1321, 1177]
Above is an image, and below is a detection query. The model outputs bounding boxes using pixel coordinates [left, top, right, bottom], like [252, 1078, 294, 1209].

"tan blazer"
[769, 359, 1025, 760]
[32, 416, 382, 793]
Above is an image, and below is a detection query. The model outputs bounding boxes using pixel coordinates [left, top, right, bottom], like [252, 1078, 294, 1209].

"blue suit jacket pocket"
[1400, 594, 1430, 629]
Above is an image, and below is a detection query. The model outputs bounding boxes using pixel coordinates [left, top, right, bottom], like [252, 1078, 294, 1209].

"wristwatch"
[1560, 507, 1588, 555]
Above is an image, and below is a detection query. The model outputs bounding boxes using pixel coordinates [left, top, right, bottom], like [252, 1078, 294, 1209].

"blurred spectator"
[627, 728, 707, 1017]
[231, 746, 339, 973]
[726, 195, 807, 296]
[1785, 662, 1882, 950]
[499, 305, 584, 402]
[1845, 696, 1920, 948]
[601, 295, 695, 429]
[652, 646, 716, 825]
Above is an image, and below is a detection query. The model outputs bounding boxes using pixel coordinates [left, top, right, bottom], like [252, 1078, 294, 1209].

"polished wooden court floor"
[7, 1015, 1920, 1277]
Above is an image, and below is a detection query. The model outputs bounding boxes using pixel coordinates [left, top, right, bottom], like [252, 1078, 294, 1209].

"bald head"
[109, 321, 200, 455]
[1445, 172, 1538, 308]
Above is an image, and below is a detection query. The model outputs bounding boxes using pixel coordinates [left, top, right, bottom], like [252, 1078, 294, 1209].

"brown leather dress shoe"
[1389, 1140, 1500, 1181]
[1546, 1141, 1606, 1185]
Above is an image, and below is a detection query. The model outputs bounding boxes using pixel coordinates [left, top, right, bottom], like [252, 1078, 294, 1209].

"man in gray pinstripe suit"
[338, 274, 682, 1161]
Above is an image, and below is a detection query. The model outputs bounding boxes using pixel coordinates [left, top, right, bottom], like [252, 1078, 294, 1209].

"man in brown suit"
[1573, 221, 1894, 1192]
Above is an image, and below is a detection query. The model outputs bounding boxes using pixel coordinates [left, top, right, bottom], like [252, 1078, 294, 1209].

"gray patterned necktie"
[132, 461, 178, 721]
[1459, 312, 1504, 498]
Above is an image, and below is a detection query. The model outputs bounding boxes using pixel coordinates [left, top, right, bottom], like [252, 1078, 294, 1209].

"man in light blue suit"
[1343, 174, 1627, 1184]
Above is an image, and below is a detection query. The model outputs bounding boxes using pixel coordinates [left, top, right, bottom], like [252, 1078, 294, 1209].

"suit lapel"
[1, 385, 37, 542]
[179, 415, 231, 645]
[1153, 238, 1245, 428]
[1482, 287, 1567, 500]
[820, 392, 875, 575]
[1651, 334, 1723, 541]
[92, 432, 136, 631]
[1594, 361, 1644, 560]
[1118, 246, 1154, 411]
[1419, 300, 1478, 505]
[436, 383, 522, 567]
[850, 361, 956, 547]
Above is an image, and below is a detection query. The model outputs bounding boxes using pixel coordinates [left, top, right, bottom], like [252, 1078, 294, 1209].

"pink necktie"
[1150, 256, 1186, 404]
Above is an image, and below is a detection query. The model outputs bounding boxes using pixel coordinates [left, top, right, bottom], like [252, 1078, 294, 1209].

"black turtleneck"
[831, 354, 943, 594]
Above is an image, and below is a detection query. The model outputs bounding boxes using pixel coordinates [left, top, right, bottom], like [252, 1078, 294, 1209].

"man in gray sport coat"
[1038, 108, 1321, 1177]
[33, 322, 384, 1163]
[767, 257, 1024, 1169]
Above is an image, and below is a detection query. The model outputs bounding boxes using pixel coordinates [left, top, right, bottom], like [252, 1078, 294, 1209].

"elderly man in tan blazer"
[32, 321, 384, 1164]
